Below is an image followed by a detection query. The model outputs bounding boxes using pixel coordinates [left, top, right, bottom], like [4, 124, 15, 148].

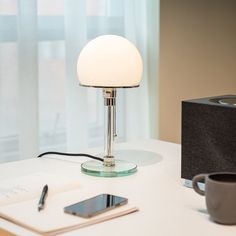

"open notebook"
[0, 172, 138, 235]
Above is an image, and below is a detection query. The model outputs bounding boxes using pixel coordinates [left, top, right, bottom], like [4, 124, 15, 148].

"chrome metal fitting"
[103, 88, 117, 99]
[103, 88, 117, 106]
[103, 156, 115, 167]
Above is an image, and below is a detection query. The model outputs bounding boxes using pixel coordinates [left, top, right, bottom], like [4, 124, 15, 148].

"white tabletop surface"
[0, 139, 236, 236]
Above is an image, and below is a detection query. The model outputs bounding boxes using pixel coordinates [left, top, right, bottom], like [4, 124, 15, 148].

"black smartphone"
[64, 194, 128, 218]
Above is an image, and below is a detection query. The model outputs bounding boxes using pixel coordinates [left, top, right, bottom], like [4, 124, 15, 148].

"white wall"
[159, 0, 236, 143]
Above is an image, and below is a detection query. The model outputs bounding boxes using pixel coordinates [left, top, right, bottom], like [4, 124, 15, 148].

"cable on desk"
[37, 151, 104, 162]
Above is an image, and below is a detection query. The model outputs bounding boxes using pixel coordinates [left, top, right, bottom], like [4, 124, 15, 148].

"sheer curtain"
[0, 0, 159, 163]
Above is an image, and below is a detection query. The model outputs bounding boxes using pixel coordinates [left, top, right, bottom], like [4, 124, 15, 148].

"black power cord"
[37, 151, 104, 162]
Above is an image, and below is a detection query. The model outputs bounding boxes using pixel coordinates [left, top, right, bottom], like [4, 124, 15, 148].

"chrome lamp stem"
[103, 88, 116, 167]
[80, 87, 137, 177]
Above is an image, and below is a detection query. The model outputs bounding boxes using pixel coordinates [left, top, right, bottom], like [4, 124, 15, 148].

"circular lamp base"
[81, 159, 137, 177]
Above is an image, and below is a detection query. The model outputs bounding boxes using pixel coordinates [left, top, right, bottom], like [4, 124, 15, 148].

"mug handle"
[192, 174, 207, 196]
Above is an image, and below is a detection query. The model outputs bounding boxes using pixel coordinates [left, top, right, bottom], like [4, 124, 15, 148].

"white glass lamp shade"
[77, 35, 143, 88]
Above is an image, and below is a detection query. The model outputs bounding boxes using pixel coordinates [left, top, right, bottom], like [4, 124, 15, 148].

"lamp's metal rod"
[106, 105, 113, 157]
[113, 103, 117, 138]
[103, 88, 116, 167]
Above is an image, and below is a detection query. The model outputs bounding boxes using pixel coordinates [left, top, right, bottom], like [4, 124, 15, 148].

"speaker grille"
[181, 95, 236, 181]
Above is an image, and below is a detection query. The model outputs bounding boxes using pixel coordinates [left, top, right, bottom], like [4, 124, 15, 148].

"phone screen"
[64, 194, 128, 218]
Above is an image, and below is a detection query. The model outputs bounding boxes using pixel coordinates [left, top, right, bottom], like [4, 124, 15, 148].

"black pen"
[38, 185, 48, 211]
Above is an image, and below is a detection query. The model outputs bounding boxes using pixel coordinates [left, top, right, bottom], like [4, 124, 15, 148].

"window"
[0, 0, 159, 163]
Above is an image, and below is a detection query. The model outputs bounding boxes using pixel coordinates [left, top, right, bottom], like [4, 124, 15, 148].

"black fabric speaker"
[181, 95, 236, 182]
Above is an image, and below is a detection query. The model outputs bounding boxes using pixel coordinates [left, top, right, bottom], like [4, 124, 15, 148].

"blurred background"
[159, 0, 236, 143]
[1, 0, 236, 163]
[0, 0, 159, 162]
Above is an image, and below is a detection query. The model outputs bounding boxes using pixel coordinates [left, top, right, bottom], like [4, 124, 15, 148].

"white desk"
[0, 139, 235, 236]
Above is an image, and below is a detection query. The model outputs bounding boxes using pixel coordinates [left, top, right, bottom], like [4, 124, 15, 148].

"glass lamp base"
[81, 159, 137, 177]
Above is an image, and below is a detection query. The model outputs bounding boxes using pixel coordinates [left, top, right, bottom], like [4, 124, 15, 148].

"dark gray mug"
[192, 172, 236, 225]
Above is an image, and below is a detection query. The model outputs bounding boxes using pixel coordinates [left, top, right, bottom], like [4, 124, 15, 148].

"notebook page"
[0, 172, 80, 206]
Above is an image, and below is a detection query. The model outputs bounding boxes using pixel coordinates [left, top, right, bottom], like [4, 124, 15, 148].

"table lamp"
[77, 35, 143, 177]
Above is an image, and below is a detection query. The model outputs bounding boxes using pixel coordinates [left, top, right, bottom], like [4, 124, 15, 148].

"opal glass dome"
[77, 35, 143, 88]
